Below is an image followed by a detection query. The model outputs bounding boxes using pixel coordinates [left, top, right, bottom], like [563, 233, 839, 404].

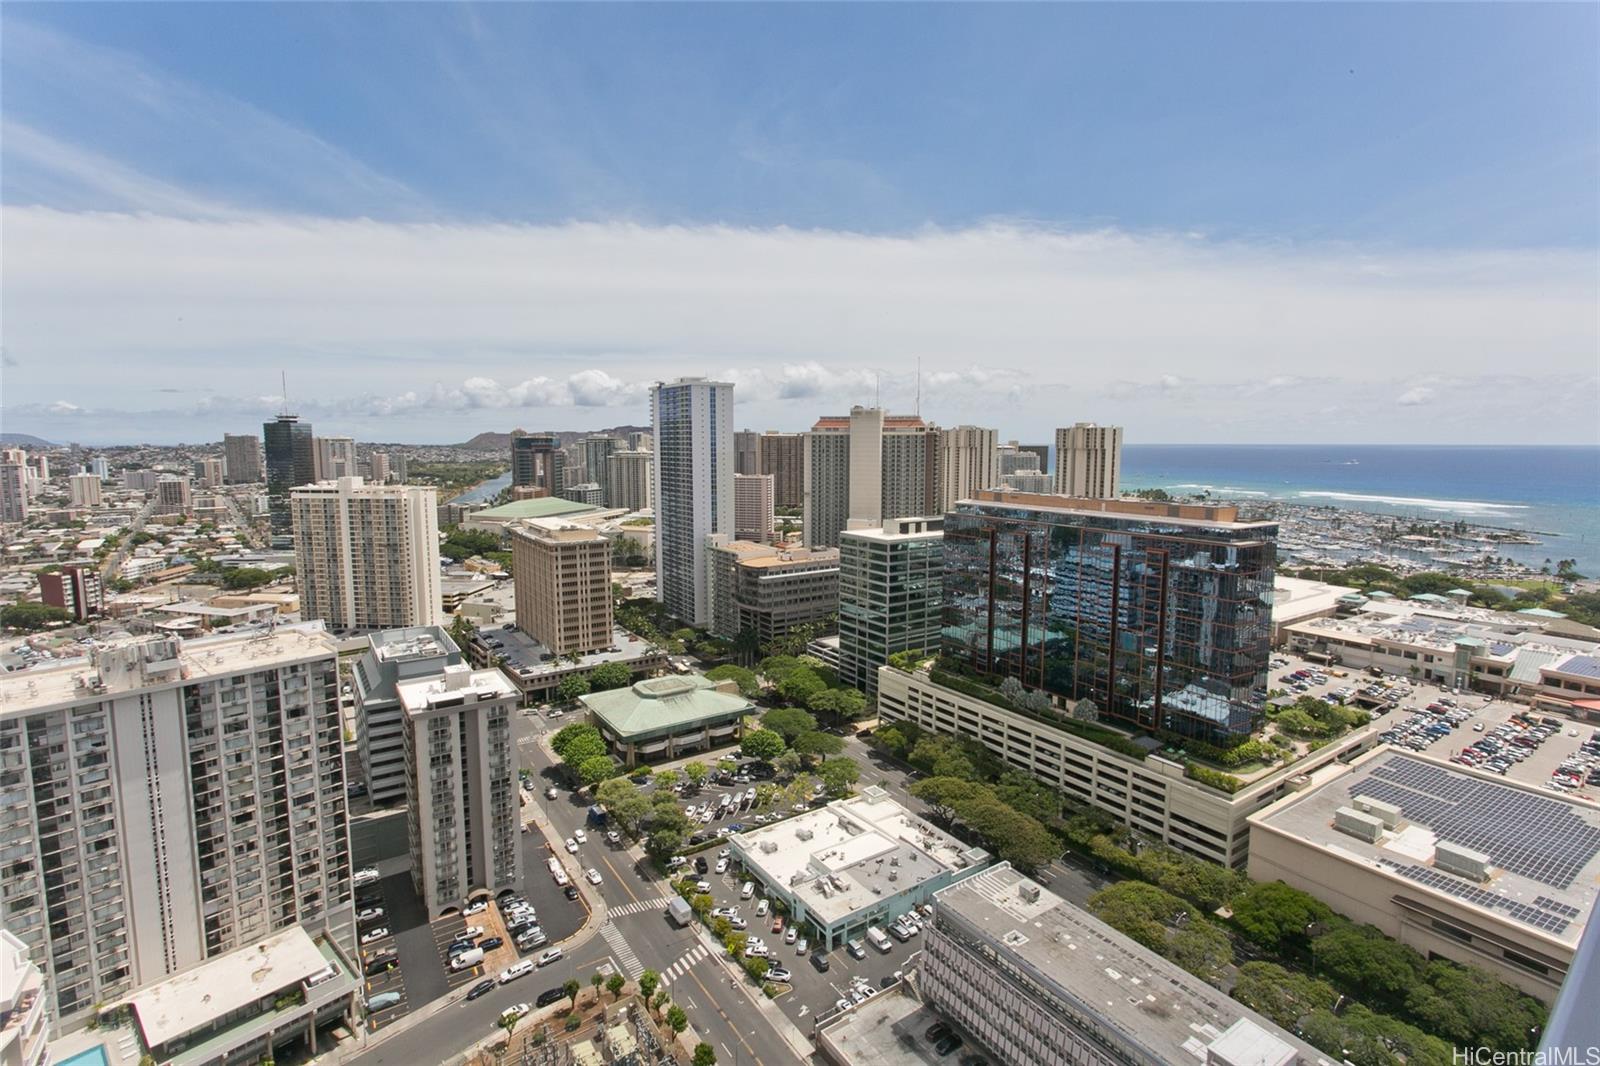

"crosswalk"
[658, 943, 713, 987]
[599, 923, 645, 979]
[606, 896, 675, 919]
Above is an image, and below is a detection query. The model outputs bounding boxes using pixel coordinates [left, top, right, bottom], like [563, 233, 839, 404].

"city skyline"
[2, 4, 1595, 446]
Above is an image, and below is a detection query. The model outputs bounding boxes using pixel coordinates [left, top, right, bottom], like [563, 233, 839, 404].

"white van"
[865, 926, 892, 953]
[740, 881, 755, 900]
[450, 947, 484, 970]
[498, 960, 534, 984]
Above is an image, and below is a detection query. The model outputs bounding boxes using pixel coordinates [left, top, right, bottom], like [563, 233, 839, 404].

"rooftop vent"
[1353, 796, 1402, 828]
[1019, 883, 1041, 903]
[1333, 806, 1384, 843]
[1435, 841, 1491, 882]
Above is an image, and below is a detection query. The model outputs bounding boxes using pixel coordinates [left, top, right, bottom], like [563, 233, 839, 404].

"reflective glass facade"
[941, 497, 1276, 740]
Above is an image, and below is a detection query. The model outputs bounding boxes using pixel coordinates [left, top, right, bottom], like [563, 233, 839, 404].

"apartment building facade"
[757, 431, 805, 509]
[706, 537, 839, 646]
[604, 449, 653, 513]
[38, 564, 102, 622]
[352, 626, 463, 804]
[313, 436, 357, 482]
[733, 473, 775, 544]
[291, 477, 442, 632]
[650, 378, 734, 627]
[939, 426, 999, 509]
[802, 408, 941, 548]
[511, 518, 613, 656]
[224, 433, 263, 484]
[1053, 423, 1122, 499]
[0, 627, 354, 1031]
[837, 517, 943, 697]
[399, 665, 521, 918]
[68, 473, 102, 509]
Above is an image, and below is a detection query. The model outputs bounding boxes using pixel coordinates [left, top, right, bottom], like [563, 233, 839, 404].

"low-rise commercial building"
[920, 863, 1327, 1066]
[459, 497, 605, 538]
[399, 664, 522, 918]
[580, 674, 752, 766]
[460, 625, 664, 705]
[877, 663, 1378, 867]
[114, 925, 357, 1066]
[352, 627, 463, 804]
[728, 787, 988, 950]
[706, 537, 839, 645]
[1248, 747, 1600, 1003]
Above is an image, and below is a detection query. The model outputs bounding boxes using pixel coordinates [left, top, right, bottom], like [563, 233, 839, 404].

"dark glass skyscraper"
[262, 413, 314, 538]
[940, 491, 1276, 740]
[511, 433, 564, 495]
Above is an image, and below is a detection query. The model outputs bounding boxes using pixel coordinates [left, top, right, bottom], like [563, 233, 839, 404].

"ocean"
[1118, 445, 1600, 577]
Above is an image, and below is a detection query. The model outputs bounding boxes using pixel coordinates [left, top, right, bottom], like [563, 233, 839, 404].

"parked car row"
[1453, 713, 1559, 776]
[1546, 727, 1600, 793]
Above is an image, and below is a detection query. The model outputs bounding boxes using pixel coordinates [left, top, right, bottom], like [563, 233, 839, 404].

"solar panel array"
[1535, 895, 1582, 920]
[1351, 755, 1600, 889]
[1388, 863, 1570, 936]
[1557, 655, 1600, 680]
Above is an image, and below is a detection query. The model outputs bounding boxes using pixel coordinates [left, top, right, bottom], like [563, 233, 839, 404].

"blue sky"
[2, 3, 1596, 444]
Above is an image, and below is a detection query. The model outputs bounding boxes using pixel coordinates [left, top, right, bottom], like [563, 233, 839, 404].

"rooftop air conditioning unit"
[1019, 883, 1041, 903]
[1435, 841, 1491, 882]
[1353, 796, 1402, 828]
[1333, 806, 1384, 844]
[796, 828, 813, 841]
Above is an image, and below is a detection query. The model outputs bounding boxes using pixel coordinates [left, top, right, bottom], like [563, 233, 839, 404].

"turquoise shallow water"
[1118, 445, 1600, 576]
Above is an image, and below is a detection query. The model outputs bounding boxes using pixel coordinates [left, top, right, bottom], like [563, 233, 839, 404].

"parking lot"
[1273, 651, 1600, 800]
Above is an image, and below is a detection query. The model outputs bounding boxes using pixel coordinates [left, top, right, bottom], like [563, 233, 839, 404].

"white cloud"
[1397, 386, 1435, 407]
[45, 400, 84, 415]
[1, 208, 1594, 443]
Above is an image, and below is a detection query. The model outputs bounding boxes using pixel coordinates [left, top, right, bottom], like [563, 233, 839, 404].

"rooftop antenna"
[875, 371, 881, 409]
[916, 357, 922, 417]
[280, 371, 290, 416]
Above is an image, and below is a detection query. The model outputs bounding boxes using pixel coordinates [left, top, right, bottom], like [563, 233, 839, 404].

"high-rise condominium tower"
[733, 430, 761, 476]
[313, 436, 358, 481]
[68, 473, 102, 508]
[291, 477, 442, 631]
[511, 517, 613, 655]
[0, 627, 354, 1029]
[802, 408, 940, 548]
[651, 378, 734, 626]
[352, 626, 463, 805]
[1053, 423, 1122, 499]
[758, 431, 805, 509]
[224, 432, 263, 483]
[399, 664, 521, 918]
[734, 473, 775, 544]
[581, 437, 622, 504]
[510, 433, 564, 496]
[604, 449, 653, 512]
[263, 414, 315, 537]
[939, 426, 999, 509]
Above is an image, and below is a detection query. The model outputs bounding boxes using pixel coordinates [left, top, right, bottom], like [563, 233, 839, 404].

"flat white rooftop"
[125, 926, 330, 1049]
[0, 623, 336, 716]
[397, 664, 518, 714]
[732, 788, 985, 925]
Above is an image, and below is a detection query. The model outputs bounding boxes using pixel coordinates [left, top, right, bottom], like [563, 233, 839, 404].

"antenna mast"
[916, 358, 922, 416]
[281, 371, 289, 415]
[875, 371, 881, 409]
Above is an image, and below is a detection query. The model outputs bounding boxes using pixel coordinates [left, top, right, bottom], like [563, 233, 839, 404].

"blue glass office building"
[941, 492, 1277, 741]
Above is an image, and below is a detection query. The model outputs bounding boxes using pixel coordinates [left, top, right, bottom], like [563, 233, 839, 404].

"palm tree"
[590, 971, 605, 1003]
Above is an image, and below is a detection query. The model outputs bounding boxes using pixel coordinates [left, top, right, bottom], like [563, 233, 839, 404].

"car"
[573, 829, 587, 844]
[712, 906, 738, 919]
[364, 955, 398, 977]
[745, 941, 768, 958]
[463, 926, 485, 940]
[795, 938, 809, 955]
[366, 991, 403, 1012]
[765, 966, 792, 983]
[695, 880, 711, 893]
[585, 868, 603, 885]
[464, 900, 488, 916]
[565, 837, 579, 853]
[771, 916, 785, 934]
[755, 898, 770, 917]
[465, 979, 495, 1001]
[714, 857, 730, 874]
[538, 948, 564, 966]
[360, 927, 390, 945]
[835, 998, 850, 1012]
[448, 938, 477, 956]
[925, 1021, 952, 1043]
[935, 1034, 964, 1056]
[546, 786, 560, 800]
[357, 907, 385, 923]
[784, 927, 797, 944]
[479, 937, 504, 951]
[517, 931, 549, 950]
[499, 960, 535, 983]
[564, 885, 580, 900]
[729, 915, 748, 930]
[500, 1003, 531, 1025]
[847, 940, 866, 959]
[694, 857, 709, 874]
[606, 830, 621, 845]
[811, 952, 831, 972]
[353, 867, 380, 887]
[537, 987, 567, 1007]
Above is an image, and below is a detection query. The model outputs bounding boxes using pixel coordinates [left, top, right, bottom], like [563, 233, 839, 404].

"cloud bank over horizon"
[2, 208, 1594, 446]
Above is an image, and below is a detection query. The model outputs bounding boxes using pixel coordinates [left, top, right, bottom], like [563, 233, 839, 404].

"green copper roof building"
[580, 674, 752, 766]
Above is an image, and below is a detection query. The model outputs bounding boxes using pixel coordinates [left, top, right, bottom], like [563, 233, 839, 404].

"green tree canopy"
[606, 973, 626, 1000]
[0, 602, 71, 631]
[762, 707, 818, 743]
[595, 778, 651, 835]
[577, 755, 618, 787]
[776, 667, 826, 706]
[807, 686, 868, 721]
[588, 662, 633, 691]
[637, 969, 660, 1009]
[740, 729, 787, 762]
[1230, 881, 1334, 953]
[666, 1005, 688, 1034]
[552, 724, 606, 764]
[818, 757, 860, 798]
[909, 776, 980, 825]
[1231, 961, 1340, 1031]
[1311, 923, 1424, 1005]
[563, 978, 581, 1008]
[692, 1042, 717, 1066]
[791, 730, 844, 762]
[705, 664, 760, 698]
[682, 761, 709, 788]
[556, 673, 592, 702]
